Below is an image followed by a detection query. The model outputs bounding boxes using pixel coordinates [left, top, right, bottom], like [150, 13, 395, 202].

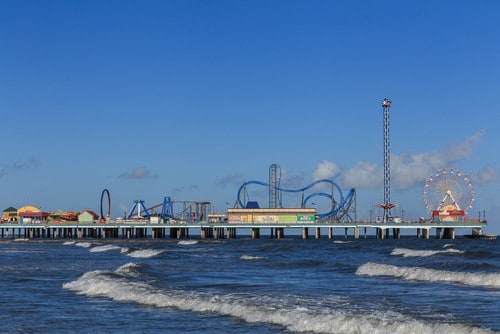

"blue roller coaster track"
[236, 179, 356, 220]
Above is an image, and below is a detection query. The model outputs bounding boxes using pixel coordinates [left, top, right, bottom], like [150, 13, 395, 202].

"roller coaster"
[236, 179, 356, 221]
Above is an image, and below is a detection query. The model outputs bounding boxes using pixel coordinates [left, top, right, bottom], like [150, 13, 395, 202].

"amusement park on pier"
[1, 100, 493, 241]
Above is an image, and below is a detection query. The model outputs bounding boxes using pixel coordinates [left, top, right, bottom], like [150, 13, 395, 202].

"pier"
[0, 220, 488, 241]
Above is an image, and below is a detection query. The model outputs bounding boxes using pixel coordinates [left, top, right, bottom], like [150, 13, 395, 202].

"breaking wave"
[356, 262, 500, 288]
[74, 242, 92, 248]
[177, 240, 198, 246]
[63, 265, 493, 334]
[90, 244, 123, 253]
[126, 249, 164, 258]
[391, 248, 464, 257]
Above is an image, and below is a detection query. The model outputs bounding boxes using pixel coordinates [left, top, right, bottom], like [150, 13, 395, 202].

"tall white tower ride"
[376, 98, 396, 222]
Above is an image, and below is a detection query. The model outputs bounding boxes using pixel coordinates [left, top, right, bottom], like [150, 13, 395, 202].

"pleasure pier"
[0, 218, 488, 241]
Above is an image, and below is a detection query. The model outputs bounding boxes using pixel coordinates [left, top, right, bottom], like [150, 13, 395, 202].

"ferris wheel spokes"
[437, 189, 462, 211]
[423, 167, 474, 215]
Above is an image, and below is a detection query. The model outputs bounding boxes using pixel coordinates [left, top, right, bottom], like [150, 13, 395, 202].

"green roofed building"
[2, 207, 18, 222]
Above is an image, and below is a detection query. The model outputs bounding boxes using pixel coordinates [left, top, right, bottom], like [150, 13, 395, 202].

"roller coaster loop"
[236, 179, 355, 219]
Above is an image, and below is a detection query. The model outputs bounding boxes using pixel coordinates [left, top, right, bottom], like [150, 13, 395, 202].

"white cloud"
[318, 131, 498, 190]
[391, 151, 445, 189]
[312, 161, 341, 180]
[444, 130, 484, 161]
[472, 165, 499, 185]
[340, 161, 382, 188]
[391, 131, 485, 189]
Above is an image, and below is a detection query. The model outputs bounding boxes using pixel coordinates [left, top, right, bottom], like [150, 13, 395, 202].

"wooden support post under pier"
[226, 227, 236, 239]
[422, 228, 429, 239]
[379, 228, 385, 239]
[436, 228, 442, 239]
[393, 228, 400, 239]
[302, 227, 308, 239]
[251, 228, 260, 239]
[276, 228, 284, 239]
[443, 228, 455, 239]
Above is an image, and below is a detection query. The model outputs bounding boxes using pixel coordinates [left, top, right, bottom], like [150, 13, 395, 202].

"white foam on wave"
[333, 240, 352, 244]
[116, 262, 141, 274]
[63, 241, 76, 245]
[90, 244, 123, 253]
[63, 266, 494, 334]
[127, 249, 164, 258]
[75, 242, 92, 248]
[240, 255, 264, 260]
[356, 262, 500, 288]
[177, 240, 198, 246]
[14, 238, 29, 242]
[391, 247, 464, 257]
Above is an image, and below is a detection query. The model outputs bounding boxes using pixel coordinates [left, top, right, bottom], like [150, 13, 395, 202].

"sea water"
[0, 237, 498, 333]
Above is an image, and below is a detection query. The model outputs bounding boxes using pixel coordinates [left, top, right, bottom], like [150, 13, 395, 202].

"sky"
[1, 1, 499, 234]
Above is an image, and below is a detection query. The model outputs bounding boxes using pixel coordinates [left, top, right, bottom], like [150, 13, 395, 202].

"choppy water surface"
[1, 237, 498, 333]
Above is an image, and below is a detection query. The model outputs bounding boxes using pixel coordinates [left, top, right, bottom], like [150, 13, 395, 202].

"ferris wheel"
[423, 168, 475, 214]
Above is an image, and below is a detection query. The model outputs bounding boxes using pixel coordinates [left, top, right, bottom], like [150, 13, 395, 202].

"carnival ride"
[99, 187, 212, 224]
[100, 188, 111, 223]
[423, 168, 474, 222]
[235, 179, 356, 221]
[137, 197, 210, 223]
[127, 200, 152, 220]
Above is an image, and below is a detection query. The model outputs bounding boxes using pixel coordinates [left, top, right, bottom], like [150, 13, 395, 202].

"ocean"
[0, 236, 498, 333]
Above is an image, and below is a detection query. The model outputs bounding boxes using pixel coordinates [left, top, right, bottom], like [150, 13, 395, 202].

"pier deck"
[0, 220, 489, 240]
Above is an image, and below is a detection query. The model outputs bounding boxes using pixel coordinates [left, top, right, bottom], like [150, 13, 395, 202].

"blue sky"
[1, 1, 499, 234]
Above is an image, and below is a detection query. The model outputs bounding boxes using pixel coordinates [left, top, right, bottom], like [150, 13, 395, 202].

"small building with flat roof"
[227, 208, 317, 224]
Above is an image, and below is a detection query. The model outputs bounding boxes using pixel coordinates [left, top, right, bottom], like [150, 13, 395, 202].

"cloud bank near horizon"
[312, 131, 498, 189]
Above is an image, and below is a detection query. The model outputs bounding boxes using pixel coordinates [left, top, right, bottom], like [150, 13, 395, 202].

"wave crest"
[356, 262, 500, 288]
[63, 265, 494, 334]
[127, 249, 164, 258]
[391, 248, 464, 257]
[178, 240, 198, 246]
[90, 244, 122, 253]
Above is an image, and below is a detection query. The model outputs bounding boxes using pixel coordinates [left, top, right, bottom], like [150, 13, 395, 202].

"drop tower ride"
[376, 98, 396, 222]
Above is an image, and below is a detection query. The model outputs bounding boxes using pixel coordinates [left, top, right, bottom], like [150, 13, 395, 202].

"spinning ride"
[423, 168, 474, 222]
